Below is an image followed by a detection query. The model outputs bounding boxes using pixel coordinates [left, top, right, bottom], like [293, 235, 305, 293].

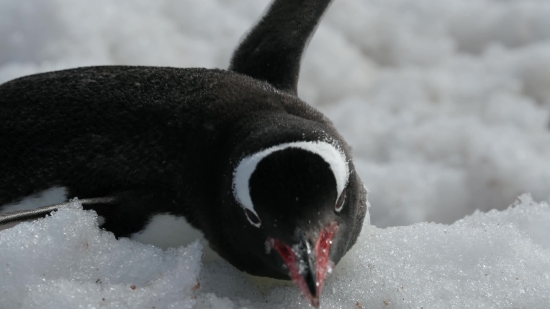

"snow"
[0, 201, 201, 309]
[2, 0, 550, 307]
[2, 197, 549, 308]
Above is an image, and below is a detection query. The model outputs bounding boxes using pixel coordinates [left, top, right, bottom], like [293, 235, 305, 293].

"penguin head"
[220, 122, 366, 307]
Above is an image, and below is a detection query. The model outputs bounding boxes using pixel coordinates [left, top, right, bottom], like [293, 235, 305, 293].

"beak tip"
[311, 297, 320, 308]
[270, 222, 338, 309]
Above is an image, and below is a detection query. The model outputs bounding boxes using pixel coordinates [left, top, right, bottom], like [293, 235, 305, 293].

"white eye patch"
[232, 141, 349, 228]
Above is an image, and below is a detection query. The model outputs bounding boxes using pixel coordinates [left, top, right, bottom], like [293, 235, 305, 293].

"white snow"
[0, 201, 202, 309]
[2, 197, 549, 308]
[2, 0, 550, 307]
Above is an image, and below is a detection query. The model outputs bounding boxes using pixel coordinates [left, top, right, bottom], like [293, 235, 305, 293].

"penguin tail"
[229, 0, 333, 94]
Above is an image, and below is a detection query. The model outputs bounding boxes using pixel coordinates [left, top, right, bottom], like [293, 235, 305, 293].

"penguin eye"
[244, 208, 262, 227]
[335, 187, 347, 212]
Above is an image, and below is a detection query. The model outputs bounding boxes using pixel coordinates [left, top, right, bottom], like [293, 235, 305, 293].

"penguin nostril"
[244, 208, 261, 227]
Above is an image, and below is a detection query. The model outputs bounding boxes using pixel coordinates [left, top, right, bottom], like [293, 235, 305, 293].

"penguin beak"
[268, 221, 339, 308]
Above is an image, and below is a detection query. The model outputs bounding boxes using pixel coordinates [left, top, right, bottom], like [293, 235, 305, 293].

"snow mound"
[1, 196, 549, 308]
[328, 194, 550, 309]
[0, 200, 202, 309]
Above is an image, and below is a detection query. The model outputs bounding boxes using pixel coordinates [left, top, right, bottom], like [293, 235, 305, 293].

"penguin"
[0, 0, 367, 307]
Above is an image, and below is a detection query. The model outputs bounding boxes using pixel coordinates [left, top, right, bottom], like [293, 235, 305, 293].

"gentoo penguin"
[0, 0, 367, 306]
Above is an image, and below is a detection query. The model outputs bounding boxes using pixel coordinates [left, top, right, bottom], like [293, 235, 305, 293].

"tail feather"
[229, 0, 333, 94]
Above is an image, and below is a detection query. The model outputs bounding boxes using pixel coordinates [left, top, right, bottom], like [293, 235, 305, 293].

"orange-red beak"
[268, 222, 339, 308]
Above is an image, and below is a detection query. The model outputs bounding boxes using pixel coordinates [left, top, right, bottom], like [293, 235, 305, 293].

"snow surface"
[2, 0, 550, 308]
[2, 197, 550, 308]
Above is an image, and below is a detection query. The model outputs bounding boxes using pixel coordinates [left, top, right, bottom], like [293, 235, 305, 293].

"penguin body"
[0, 0, 367, 306]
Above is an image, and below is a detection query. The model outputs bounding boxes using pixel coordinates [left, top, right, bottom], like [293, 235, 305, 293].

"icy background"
[1, 0, 550, 308]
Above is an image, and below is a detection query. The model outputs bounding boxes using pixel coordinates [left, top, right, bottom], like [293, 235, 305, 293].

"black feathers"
[230, 0, 333, 94]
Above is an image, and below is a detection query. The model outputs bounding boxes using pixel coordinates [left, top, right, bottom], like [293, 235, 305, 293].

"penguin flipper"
[0, 196, 119, 225]
[229, 0, 333, 94]
[0, 191, 178, 239]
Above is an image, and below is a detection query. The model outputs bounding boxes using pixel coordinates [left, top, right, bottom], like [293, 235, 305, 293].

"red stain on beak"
[268, 222, 339, 308]
[314, 221, 338, 300]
